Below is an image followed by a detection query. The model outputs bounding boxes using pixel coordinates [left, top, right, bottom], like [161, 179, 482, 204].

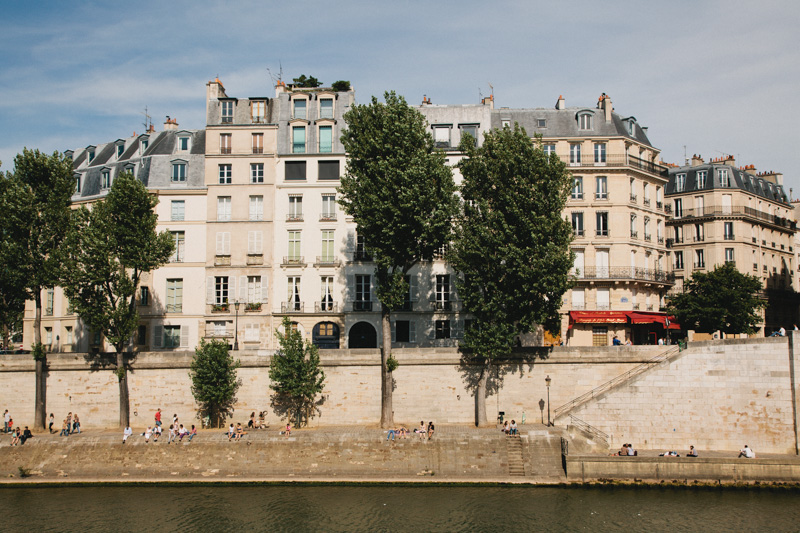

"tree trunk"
[474, 360, 490, 427]
[116, 351, 130, 428]
[33, 291, 46, 430]
[379, 306, 393, 428]
[2, 324, 9, 351]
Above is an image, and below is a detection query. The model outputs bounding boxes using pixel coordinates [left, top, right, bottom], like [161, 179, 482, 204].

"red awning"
[569, 311, 629, 324]
[627, 312, 681, 330]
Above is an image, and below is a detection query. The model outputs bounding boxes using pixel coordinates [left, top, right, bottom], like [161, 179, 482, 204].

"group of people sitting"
[8, 426, 33, 446]
[501, 420, 519, 436]
[613, 443, 638, 456]
[227, 422, 248, 442]
[247, 411, 268, 430]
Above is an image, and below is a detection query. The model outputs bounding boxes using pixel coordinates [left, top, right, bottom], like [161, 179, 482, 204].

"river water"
[1, 485, 798, 532]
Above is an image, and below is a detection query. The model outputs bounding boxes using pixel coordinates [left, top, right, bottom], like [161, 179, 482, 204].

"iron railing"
[568, 414, 609, 448]
[575, 266, 674, 283]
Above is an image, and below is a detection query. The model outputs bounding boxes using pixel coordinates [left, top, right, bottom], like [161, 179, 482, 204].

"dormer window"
[221, 100, 234, 123]
[251, 100, 266, 121]
[178, 135, 191, 152]
[627, 119, 636, 135]
[140, 137, 149, 154]
[125, 164, 135, 175]
[577, 112, 593, 130]
[319, 98, 334, 119]
[74, 173, 81, 194]
[433, 125, 451, 148]
[537, 119, 547, 128]
[293, 99, 307, 120]
[696, 171, 707, 188]
[718, 169, 730, 187]
[101, 169, 111, 189]
[676, 173, 686, 192]
[87, 146, 96, 163]
[171, 160, 187, 182]
[116, 143, 125, 158]
[459, 124, 479, 147]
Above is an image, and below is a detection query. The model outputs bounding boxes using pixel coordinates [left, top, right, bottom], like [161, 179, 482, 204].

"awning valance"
[569, 310, 681, 329]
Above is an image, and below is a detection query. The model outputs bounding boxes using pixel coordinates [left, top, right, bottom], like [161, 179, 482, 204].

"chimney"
[421, 95, 431, 105]
[555, 95, 565, 110]
[275, 79, 288, 97]
[164, 116, 178, 130]
[206, 77, 226, 102]
[691, 154, 704, 167]
[723, 155, 736, 167]
[758, 171, 784, 186]
[148, 124, 156, 133]
[598, 93, 612, 121]
[481, 94, 494, 109]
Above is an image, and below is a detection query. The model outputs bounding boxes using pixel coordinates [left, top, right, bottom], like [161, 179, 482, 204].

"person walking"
[48, 413, 55, 434]
[4, 409, 10, 433]
[59, 419, 69, 437]
[122, 426, 132, 444]
[72, 413, 81, 434]
[154, 408, 162, 428]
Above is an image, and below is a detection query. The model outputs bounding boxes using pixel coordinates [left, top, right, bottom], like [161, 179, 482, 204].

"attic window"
[459, 124, 479, 147]
[578, 112, 593, 130]
[537, 119, 547, 128]
[501, 119, 511, 129]
[88, 150, 95, 163]
[627, 120, 635, 135]
[117, 144, 125, 158]
[140, 139, 149, 153]
[178, 136, 190, 151]
[101, 169, 111, 189]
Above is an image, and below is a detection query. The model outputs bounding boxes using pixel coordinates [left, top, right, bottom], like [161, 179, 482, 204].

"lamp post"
[545, 375, 552, 426]
[233, 300, 240, 351]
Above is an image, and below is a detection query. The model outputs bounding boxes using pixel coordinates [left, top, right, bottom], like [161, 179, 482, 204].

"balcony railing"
[632, 303, 640, 310]
[282, 256, 304, 266]
[643, 198, 651, 207]
[724, 234, 735, 240]
[351, 250, 373, 262]
[630, 230, 639, 239]
[352, 300, 373, 312]
[558, 154, 669, 177]
[286, 213, 303, 222]
[314, 301, 339, 313]
[657, 237, 665, 244]
[252, 147, 264, 154]
[281, 301, 304, 313]
[693, 236, 705, 242]
[595, 192, 609, 200]
[571, 192, 584, 200]
[644, 233, 652, 241]
[204, 326, 233, 338]
[656, 201, 663, 210]
[315, 256, 340, 267]
[694, 262, 706, 269]
[664, 204, 672, 214]
[575, 266, 674, 284]
[596, 229, 609, 237]
[220, 147, 231, 154]
[430, 299, 458, 311]
[753, 263, 759, 271]
[629, 194, 637, 203]
[646, 304, 654, 311]
[166, 304, 183, 313]
[669, 205, 797, 231]
[320, 213, 337, 221]
[574, 229, 585, 237]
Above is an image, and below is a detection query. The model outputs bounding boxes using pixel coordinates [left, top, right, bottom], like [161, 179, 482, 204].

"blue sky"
[2, 0, 798, 193]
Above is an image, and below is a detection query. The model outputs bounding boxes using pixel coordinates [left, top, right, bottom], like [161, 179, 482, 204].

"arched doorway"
[313, 322, 340, 349]
[348, 322, 377, 349]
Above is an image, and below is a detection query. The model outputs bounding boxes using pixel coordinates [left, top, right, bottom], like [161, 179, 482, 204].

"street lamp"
[545, 375, 552, 426]
[233, 300, 240, 351]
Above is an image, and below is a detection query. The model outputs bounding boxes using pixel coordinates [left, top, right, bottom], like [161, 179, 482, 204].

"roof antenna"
[683, 145, 688, 166]
[140, 106, 152, 132]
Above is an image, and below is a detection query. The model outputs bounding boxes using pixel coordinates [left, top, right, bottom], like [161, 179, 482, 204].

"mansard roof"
[665, 163, 790, 205]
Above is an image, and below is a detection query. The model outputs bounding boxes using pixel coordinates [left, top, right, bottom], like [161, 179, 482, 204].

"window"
[140, 139, 148, 152]
[537, 119, 547, 128]
[592, 326, 608, 347]
[578, 113, 593, 130]
[178, 136, 190, 151]
[163, 326, 182, 349]
[117, 143, 125, 158]
[172, 162, 187, 182]
[596, 212, 609, 236]
[318, 160, 339, 180]
[674, 198, 683, 218]
[459, 124, 479, 146]
[220, 133, 231, 154]
[65, 326, 74, 345]
[247, 276, 262, 304]
[570, 144, 581, 165]
[251, 100, 266, 121]
[572, 177, 584, 199]
[321, 230, 335, 262]
[674, 251, 684, 269]
[393, 320, 414, 343]
[435, 275, 451, 310]
[252, 133, 263, 154]
[215, 276, 229, 305]
[725, 248, 735, 263]
[45, 289, 54, 316]
[501, 119, 511, 128]
[45, 327, 52, 345]
[433, 126, 450, 148]
[286, 277, 301, 311]
[101, 170, 111, 189]
[248, 231, 262, 254]
[355, 235, 371, 260]
[217, 197, 231, 221]
[320, 276, 334, 311]
[643, 183, 650, 204]
[170, 231, 185, 262]
[249, 196, 263, 221]
[221, 101, 233, 123]
[676, 173, 686, 192]
[320, 98, 334, 119]
[288, 195, 303, 220]
[627, 120, 636, 135]
[572, 288, 585, 309]
[171, 200, 185, 221]
[216, 231, 231, 255]
[286, 161, 307, 180]
[137, 325, 147, 345]
[724, 221, 734, 240]
[696, 170, 707, 188]
[166, 279, 183, 312]
[244, 324, 259, 342]
[695, 249, 705, 268]
[250, 163, 264, 184]
[293, 99, 307, 120]
[321, 194, 336, 220]
[657, 220, 663, 241]
[88, 149, 95, 163]
[218, 164, 232, 184]
[595, 176, 608, 199]
[543, 144, 556, 157]
[597, 287, 610, 309]
[596, 250, 609, 278]
[355, 274, 371, 311]
[567, 210, 585, 236]
[594, 143, 606, 164]
[75, 174, 81, 193]
[694, 223, 704, 242]
[292, 126, 306, 154]
[644, 217, 651, 240]
[674, 225, 683, 243]
[140, 286, 150, 306]
[718, 169, 730, 187]
[435, 320, 451, 339]
[317, 125, 333, 153]
[630, 214, 638, 237]
[288, 231, 301, 260]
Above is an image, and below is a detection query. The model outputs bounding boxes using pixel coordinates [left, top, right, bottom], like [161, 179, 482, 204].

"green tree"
[331, 80, 351, 92]
[339, 91, 458, 427]
[292, 74, 321, 88]
[62, 172, 174, 427]
[190, 339, 241, 428]
[449, 126, 574, 426]
[269, 317, 326, 428]
[0, 171, 27, 351]
[666, 262, 765, 335]
[4, 149, 74, 429]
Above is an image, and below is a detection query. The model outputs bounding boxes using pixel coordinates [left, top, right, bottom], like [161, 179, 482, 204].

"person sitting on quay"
[168, 424, 177, 444]
[687, 445, 698, 457]
[187, 425, 197, 442]
[179, 424, 190, 441]
[20, 426, 33, 445]
[122, 425, 132, 444]
[143, 426, 152, 443]
[248, 412, 256, 429]
[10, 427, 21, 446]
[72, 413, 81, 434]
[510, 420, 518, 436]
[627, 443, 637, 456]
[612, 336, 621, 346]
[659, 450, 679, 457]
[427, 421, 435, 440]
[257, 411, 267, 429]
[502, 421, 509, 434]
[153, 424, 162, 442]
[48, 413, 54, 434]
[234, 423, 246, 441]
[612, 443, 628, 456]
[284, 423, 291, 438]
[739, 445, 756, 458]
[386, 426, 409, 441]
[228, 423, 236, 441]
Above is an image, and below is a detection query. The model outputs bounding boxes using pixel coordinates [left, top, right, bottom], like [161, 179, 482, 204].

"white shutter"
[206, 277, 215, 304]
[410, 275, 418, 301]
[223, 233, 231, 254]
[239, 276, 247, 301]
[248, 231, 263, 254]
[261, 277, 269, 303]
[346, 229, 355, 251]
[348, 275, 354, 305]
[180, 325, 189, 347]
[409, 321, 416, 343]
[369, 275, 374, 302]
[255, 232, 262, 254]
[216, 233, 224, 255]
[229, 277, 236, 303]
[153, 325, 163, 348]
[391, 321, 396, 343]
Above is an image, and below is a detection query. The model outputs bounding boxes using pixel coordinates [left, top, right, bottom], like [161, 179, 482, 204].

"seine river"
[1, 485, 798, 532]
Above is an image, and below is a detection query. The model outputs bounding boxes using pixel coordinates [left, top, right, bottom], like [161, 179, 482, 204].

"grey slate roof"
[665, 163, 789, 205]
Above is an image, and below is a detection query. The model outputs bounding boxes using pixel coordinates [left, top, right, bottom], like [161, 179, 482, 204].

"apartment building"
[665, 156, 798, 335]
[203, 79, 277, 350]
[22, 122, 207, 352]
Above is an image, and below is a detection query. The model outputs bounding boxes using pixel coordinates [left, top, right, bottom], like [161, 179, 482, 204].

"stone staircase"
[521, 427, 568, 482]
[506, 435, 525, 476]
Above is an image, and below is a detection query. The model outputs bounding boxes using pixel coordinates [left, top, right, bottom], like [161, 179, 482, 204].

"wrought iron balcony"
[281, 301, 304, 313]
[281, 256, 304, 266]
[314, 256, 340, 267]
[643, 198, 651, 206]
[314, 301, 339, 313]
[575, 266, 674, 284]
[352, 300, 373, 312]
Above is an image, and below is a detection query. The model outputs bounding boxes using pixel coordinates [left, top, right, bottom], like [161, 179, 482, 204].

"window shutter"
[180, 325, 189, 347]
[261, 277, 269, 304]
[255, 232, 262, 254]
[452, 320, 464, 339]
[229, 277, 236, 303]
[216, 233, 224, 255]
[239, 276, 247, 301]
[207, 277, 215, 304]
[391, 321, 396, 343]
[410, 276, 418, 301]
[153, 325, 163, 348]
[346, 229, 355, 252]
[409, 321, 416, 343]
[369, 275, 374, 302]
[348, 275, 354, 304]
[223, 233, 231, 255]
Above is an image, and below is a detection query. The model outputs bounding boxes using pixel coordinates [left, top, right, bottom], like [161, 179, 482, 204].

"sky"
[1, 0, 798, 193]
